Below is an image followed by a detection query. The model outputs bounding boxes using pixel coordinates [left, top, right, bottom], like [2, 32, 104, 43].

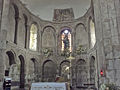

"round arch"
[76, 59, 88, 86]
[88, 16, 96, 48]
[42, 25, 56, 33]
[59, 60, 70, 82]
[74, 23, 88, 51]
[30, 22, 39, 29]
[59, 60, 70, 75]
[12, 3, 19, 17]
[42, 60, 57, 82]
[5, 50, 16, 78]
[59, 27, 72, 53]
[28, 58, 39, 82]
[18, 55, 25, 89]
[29, 23, 38, 51]
[89, 56, 96, 85]
[75, 23, 87, 32]
[42, 26, 56, 49]
[76, 59, 86, 64]
[60, 60, 70, 66]
[31, 58, 39, 74]
[6, 51, 16, 66]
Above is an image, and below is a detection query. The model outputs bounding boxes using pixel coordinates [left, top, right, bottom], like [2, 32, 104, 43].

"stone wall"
[93, 0, 120, 86]
[0, 0, 3, 32]
[0, 0, 98, 89]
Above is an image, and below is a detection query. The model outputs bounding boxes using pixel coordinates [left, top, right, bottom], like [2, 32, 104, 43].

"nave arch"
[42, 60, 57, 82]
[76, 59, 88, 86]
[5, 50, 26, 89]
[59, 60, 70, 82]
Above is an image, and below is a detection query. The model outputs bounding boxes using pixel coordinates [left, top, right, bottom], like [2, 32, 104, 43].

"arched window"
[29, 24, 37, 51]
[13, 4, 19, 44]
[42, 26, 55, 48]
[61, 29, 72, 52]
[90, 19, 96, 48]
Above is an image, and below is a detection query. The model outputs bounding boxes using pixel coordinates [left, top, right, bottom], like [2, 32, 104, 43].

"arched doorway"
[59, 60, 70, 82]
[42, 60, 57, 82]
[6, 51, 16, 66]
[76, 59, 88, 87]
[18, 55, 25, 88]
[6, 51, 16, 76]
[29, 58, 38, 82]
[6, 51, 17, 80]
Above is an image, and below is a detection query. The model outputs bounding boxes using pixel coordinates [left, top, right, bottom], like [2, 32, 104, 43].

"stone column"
[0, 0, 3, 32]
[0, 49, 5, 90]
[93, 0, 120, 86]
[0, 0, 10, 89]
[26, 24, 30, 49]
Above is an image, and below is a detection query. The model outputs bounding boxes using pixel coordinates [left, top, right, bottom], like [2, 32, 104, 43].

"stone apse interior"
[0, 0, 120, 89]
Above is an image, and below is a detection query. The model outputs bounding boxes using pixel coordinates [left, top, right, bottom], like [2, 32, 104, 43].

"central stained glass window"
[61, 29, 72, 52]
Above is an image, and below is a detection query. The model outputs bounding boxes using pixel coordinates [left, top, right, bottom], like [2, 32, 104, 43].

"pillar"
[0, 0, 10, 89]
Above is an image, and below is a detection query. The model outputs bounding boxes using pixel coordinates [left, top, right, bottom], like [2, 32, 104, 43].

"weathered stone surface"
[94, 0, 120, 86]
[106, 70, 115, 80]
[0, 0, 120, 89]
[107, 60, 114, 70]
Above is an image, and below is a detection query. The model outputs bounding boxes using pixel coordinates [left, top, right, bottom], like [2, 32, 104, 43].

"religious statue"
[63, 34, 69, 50]
[62, 34, 70, 57]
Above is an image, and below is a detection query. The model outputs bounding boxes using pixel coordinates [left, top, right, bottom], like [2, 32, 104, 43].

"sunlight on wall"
[29, 24, 37, 51]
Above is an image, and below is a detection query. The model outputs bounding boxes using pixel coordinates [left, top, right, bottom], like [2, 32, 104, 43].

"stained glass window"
[61, 29, 72, 52]
[29, 24, 37, 51]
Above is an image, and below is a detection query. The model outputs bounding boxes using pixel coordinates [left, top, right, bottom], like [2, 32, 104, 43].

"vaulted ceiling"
[21, 0, 91, 21]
